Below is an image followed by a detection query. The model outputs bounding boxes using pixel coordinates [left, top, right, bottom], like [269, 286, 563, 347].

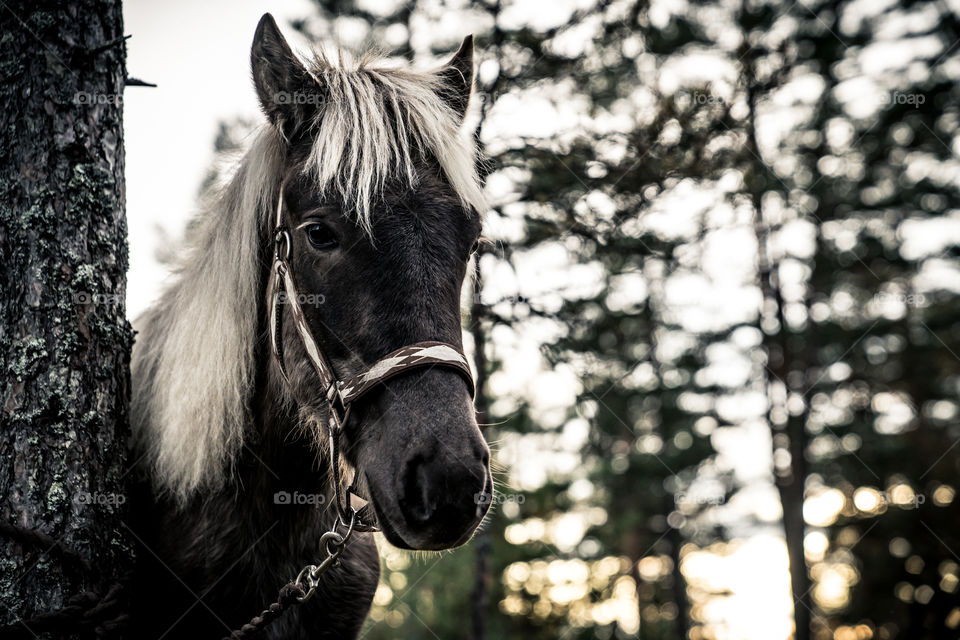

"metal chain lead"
[294, 510, 357, 603]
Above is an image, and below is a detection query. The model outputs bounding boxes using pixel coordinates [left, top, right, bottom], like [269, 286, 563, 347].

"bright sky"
[124, 0, 314, 317]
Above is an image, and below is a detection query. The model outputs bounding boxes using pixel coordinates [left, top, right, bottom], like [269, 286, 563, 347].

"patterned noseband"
[267, 189, 476, 531]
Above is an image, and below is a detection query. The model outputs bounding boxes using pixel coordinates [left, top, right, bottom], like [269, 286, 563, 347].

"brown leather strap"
[340, 341, 474, 404]
[271, 255, 338, 394]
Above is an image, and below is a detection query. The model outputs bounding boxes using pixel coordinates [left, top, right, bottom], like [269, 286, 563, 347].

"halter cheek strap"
[267, 190, 476, 531]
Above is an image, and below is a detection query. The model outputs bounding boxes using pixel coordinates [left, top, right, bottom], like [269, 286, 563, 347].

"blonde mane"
[302, 50, 485, 233]
[131, 48, 486, 500]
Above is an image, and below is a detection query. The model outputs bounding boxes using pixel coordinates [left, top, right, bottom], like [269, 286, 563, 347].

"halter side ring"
[275, 228, 292, 262]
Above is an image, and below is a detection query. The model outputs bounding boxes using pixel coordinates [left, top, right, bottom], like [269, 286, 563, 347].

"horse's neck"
[237, 366, 335, 521]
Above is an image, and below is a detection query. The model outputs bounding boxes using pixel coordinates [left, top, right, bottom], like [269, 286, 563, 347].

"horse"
[127, 14, 492, 639]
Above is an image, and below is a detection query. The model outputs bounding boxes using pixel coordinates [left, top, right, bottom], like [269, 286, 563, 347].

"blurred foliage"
[718, 0, 960, 637]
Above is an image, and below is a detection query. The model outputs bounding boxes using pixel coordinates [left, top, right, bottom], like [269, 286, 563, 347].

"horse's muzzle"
[393, 444, 491, 549]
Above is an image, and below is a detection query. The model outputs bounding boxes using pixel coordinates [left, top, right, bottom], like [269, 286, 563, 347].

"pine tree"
[732, 0, 960, 635]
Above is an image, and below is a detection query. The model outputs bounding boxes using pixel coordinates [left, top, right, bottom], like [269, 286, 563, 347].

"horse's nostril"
[403, 458, 438, 524]
[399, 452, 488, 541]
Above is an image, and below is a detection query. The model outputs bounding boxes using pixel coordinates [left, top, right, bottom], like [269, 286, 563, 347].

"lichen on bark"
[0, 0, 134, 635]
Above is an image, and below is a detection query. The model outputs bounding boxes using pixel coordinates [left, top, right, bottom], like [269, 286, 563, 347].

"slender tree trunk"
[644, 290, 691, 640]
[666, 515, 689, 640]
[469, 13, 503, 638]
[739, 6, 812, 637]
[470, 257, 491, 640]
[744, 94, 813, 640]
[751, 181, 813, 640]
[756, 229, 812, 640]
[0, 0, 133, 636]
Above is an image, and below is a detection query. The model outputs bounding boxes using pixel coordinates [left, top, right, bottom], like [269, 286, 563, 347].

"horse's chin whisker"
[490, 465, 510, 478]
[475, 419, 510, 427]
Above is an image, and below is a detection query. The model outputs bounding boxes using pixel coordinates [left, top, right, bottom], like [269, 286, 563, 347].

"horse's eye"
[306, 223, 338, 250]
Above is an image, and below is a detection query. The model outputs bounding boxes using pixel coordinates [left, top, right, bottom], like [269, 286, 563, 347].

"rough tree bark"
[0, 0, 133, 636]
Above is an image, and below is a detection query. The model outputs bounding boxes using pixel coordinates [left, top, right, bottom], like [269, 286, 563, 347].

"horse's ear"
[436, 35, 474, 122]
[251, 13, 320, 138]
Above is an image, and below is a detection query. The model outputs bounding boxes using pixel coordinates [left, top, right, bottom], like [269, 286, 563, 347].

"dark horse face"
[251, 15, 491, 550]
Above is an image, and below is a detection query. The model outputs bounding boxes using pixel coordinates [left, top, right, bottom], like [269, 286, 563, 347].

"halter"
[268, 189, 476, 534]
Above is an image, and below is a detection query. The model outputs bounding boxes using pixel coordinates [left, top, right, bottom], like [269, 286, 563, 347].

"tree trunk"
[747, 133, 814, 640]
[745, 100, 814, 640]
[738, 5, 813, 636]
[470, 257, 491, 640]
[0, 0, 133, 637]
